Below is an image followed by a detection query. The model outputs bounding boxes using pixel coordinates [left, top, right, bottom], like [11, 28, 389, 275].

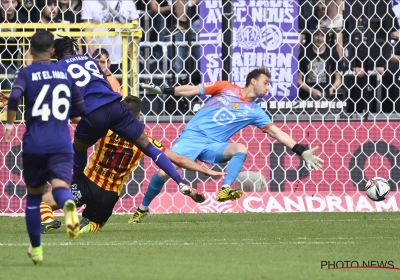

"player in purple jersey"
[2, 30, 86, 264]
[52, 36, 200, 201]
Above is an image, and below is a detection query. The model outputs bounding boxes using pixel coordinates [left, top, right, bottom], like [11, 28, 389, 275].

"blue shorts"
[170, 136, 230, 165]
[22, 153, 73, 188]
[75, 99, 145, 146]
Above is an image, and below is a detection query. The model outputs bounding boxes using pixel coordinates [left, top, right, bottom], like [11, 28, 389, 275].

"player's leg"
[22, 154, 47, 264]
[199, 142, 248, 202]
[129, 169, 168, 224]
[78, 177, 118, 233]
[73, 113, 110, 181]
[109, 101, 187, 185]
[129, 138, 205, 224]
[72, 136, 91, 181]
[48, 154, 79, 240]
[26, 185, 45, 265]
[73, 108, 117, 181]
[40, 193, 61, 234]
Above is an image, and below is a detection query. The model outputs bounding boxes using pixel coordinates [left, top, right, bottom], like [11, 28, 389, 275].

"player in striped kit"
[40, 96, 224, 233]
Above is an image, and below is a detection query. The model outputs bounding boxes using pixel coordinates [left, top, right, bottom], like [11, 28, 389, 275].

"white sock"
[139, 204, 148, 211]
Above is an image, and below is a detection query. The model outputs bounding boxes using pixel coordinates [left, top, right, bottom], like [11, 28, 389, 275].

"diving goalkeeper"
[129, 67, 324, 224]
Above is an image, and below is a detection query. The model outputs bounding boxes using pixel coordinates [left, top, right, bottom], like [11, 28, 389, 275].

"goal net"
[1, 0, 400, 214]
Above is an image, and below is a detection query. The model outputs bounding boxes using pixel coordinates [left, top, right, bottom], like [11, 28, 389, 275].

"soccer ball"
[365, 177, 390, 202]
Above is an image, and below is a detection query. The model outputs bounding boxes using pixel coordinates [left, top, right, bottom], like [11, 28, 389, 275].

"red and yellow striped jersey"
[84, 131, 165, 195]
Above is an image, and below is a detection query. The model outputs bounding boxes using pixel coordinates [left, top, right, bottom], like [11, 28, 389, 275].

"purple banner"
[200, 0, 299, 101]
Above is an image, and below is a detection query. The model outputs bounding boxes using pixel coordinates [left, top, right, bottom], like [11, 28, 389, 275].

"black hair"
[91, 48, 110, 59]
[53, 35, 79, 59]
[245, 67, 271, 87]
[121, 95, 141, 116]
[30, 30, 54, 55]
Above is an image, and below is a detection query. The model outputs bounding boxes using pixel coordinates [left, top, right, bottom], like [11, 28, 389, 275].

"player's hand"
[3, 128, 13, 143]
[0, 92, 9, 108]
[301, 146, 324, 171]
[140, 83, 164, 94]
[202, 169, 226, 177]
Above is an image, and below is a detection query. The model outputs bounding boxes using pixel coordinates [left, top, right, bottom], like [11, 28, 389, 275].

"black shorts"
[71, 176, 119, 224]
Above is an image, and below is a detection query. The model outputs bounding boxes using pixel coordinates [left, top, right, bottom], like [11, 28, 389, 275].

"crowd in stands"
[299, 0, 400, 118]
[0, 0, 198, 93]
[1, 0, 400, 117]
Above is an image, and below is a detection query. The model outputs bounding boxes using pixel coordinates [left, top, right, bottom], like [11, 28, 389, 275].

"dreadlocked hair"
[54, 36, 79, 59]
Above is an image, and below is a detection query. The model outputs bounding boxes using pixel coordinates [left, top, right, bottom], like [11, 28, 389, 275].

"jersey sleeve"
[198, 81, 232, 96]
[253, 107, 274, 132]
[8, 71, 27, 111]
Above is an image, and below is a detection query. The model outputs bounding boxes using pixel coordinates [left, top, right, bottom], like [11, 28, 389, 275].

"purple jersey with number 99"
[56, 54, 121, 113]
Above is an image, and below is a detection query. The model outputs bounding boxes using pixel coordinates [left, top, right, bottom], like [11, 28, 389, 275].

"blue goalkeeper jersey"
[180, 81, 273, 142]
[57, 54, 121, 113]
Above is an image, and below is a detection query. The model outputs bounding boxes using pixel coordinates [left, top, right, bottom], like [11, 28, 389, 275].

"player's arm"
[264, 125, 324, 171]
[139, 83, 200, 96]
[164, 150, 225, 177]
[0, 92, 9, 108]
[3, 89, 23, 143]
[69, 84, 86, 118]
[3, 72, 26, 142]
[140, 81, 230, 97]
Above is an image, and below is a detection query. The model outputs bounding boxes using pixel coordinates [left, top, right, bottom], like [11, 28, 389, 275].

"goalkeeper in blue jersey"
[129, 67, 324, 224]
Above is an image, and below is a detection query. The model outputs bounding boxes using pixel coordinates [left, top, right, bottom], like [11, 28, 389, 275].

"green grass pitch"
[0, 212, 399, 280]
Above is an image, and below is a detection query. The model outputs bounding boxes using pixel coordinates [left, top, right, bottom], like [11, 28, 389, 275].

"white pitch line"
[0, 240, 358, 246]
[2, 235, 398, 247]
[103, 217, 400, 226]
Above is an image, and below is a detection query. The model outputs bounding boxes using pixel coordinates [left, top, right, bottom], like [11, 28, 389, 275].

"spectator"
[81, 0, 139, 74]
[392, 1, 400, 38]
[55, 0, 83, 54]
[34, 0, 58, 23]
[57, 0, 81, 23]
[0, 0, 28, 90]
[148, 0, 172, 69]
[298, 29, 341, 100]
[165, 0, 190, 36]
[27, 0, 83, 64]
[299, 0, 343, 59]
[342, 59, 368, 118]
[318, 0, 343, 29]
[374, 36, 400, 114]
[377, 63, 400, 113]
[18, 0, 39, 21]
[165, 0, 200, 86]
[92, 48, 123, 95]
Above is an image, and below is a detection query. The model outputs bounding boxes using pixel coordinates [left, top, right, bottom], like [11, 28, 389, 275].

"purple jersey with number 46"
[10, 61, 84, 154]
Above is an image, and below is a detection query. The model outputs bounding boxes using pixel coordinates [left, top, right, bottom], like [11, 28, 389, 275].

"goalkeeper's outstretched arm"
[265, 125, 324, 171]
[140, 83, 200, 97]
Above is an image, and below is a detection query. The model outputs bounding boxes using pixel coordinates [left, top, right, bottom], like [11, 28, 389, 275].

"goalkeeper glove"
[292, 144, 324, 171]
[139, 83, 174, 95]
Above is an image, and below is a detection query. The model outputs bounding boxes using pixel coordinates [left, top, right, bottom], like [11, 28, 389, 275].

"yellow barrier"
[0, 22, 142, 122]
